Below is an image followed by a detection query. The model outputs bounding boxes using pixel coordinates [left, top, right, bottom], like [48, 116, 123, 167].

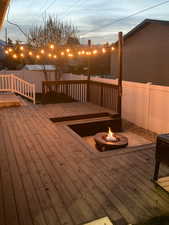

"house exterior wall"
[111, 22, 169, 86]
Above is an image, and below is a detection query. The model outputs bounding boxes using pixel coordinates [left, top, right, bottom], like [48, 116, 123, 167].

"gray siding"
[111, 22, 169, 86]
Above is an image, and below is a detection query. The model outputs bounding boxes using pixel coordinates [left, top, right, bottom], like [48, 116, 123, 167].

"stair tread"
[55, 116, 117, 126]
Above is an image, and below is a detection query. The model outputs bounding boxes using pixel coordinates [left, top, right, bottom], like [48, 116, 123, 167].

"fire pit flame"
[105, 127, 118, 142]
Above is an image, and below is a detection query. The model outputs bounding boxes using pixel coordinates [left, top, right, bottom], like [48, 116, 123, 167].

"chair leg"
[153, 160, 160, 181]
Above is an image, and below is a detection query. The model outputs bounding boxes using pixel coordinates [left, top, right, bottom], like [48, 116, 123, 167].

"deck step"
[54, 116, 117, 126]
[157, 176, 169, 192]
[0, 94, 21, 108]
[84, 217, 114, 225]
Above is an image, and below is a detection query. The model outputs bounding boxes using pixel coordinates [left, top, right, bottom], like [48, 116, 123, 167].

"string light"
[102, 48, 106, 53]
[93, 50, 98, 54]
[50, 44, 54, 49]
[5, 43, 115, 61]
[13, 54, 17, 59]
[68, 53, 73, 57]
[86, 51, 91, 56]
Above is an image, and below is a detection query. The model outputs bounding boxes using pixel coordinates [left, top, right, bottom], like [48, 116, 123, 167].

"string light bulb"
[48, 53, 52, 58]
[8, 48, 13, 52]
[13, 54, 17, 59]
[93, 50, 98, 54]
[40, 49, 45, 54]
[86, 51, 91, 56]
[66, 48, 70, 53]
[20, 53, 24, 58]
[50, 44, 54, 49]
[68, 53, 73, 57]
[61, 52, 65, 56]
[28, 51, 33, 56]
[36, 55, 40, 59]
[20, 46, 24, 51]
[53, 55, 57, 59]
[5, 50, 9, 54]
[111, 46, 115, 51]
[102, 48, 106, 53]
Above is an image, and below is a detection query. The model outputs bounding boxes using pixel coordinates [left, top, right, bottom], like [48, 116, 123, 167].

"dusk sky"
[1, 0, 169, 44]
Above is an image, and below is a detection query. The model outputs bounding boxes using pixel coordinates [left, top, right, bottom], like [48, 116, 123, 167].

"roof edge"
[113, 18, 169, 45]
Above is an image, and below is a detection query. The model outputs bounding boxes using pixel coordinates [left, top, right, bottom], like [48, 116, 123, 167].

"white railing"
[0, 74, 35, 104]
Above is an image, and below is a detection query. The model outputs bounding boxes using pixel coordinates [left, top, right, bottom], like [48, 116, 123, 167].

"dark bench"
[153, 134, 169, 181]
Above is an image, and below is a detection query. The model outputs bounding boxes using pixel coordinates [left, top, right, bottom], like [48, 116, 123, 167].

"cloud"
[1, 0, 169, 44]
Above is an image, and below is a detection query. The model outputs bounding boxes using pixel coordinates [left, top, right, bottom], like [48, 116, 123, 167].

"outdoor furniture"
[153, 133, 169, 180]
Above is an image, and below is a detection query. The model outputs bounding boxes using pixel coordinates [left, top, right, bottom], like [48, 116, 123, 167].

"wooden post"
[87, 39, 91, 101]
[117, 32, 123, 116]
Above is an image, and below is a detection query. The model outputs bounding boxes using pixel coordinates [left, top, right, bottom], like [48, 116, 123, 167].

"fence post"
[145, 82, 152, 130]
[100, 83, 103, 106]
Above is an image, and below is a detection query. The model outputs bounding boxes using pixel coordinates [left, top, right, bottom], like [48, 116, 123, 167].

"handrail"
[0, 74, 35, 104]
[42, 80, 88, 85]
[90, 80, 119, 88]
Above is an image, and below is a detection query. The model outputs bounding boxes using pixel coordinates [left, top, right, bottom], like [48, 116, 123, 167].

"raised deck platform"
[0, 103, 169, 225]
[0, 93, 21, 108]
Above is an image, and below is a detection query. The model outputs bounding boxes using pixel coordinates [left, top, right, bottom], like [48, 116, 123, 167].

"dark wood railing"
[89, 80, 119, 112]
[42, 80, 119, 113]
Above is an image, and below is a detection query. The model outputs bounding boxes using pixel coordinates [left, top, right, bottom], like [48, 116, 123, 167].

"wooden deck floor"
[0, 103, 169, 225]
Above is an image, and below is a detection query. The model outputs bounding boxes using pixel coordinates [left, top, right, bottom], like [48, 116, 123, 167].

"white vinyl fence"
[62, 73, 169, 134]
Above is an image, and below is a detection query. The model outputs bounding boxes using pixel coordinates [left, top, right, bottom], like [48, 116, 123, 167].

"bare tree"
[27, 16, 79, 80]
[28, 15, 79, 47]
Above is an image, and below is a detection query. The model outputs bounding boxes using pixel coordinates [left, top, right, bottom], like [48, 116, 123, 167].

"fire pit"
[94, 128, 128, 151]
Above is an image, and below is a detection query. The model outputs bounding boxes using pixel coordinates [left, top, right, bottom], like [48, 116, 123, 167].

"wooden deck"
[0, 102, 169, 225]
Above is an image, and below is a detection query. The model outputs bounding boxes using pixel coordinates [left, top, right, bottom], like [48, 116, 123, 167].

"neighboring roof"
[0, 39, 6, 46]
[0, 0, 11, 29]
[113, 19, 169, 45]
[23, 65, 56, 71]
[0, 40, 6, 59]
